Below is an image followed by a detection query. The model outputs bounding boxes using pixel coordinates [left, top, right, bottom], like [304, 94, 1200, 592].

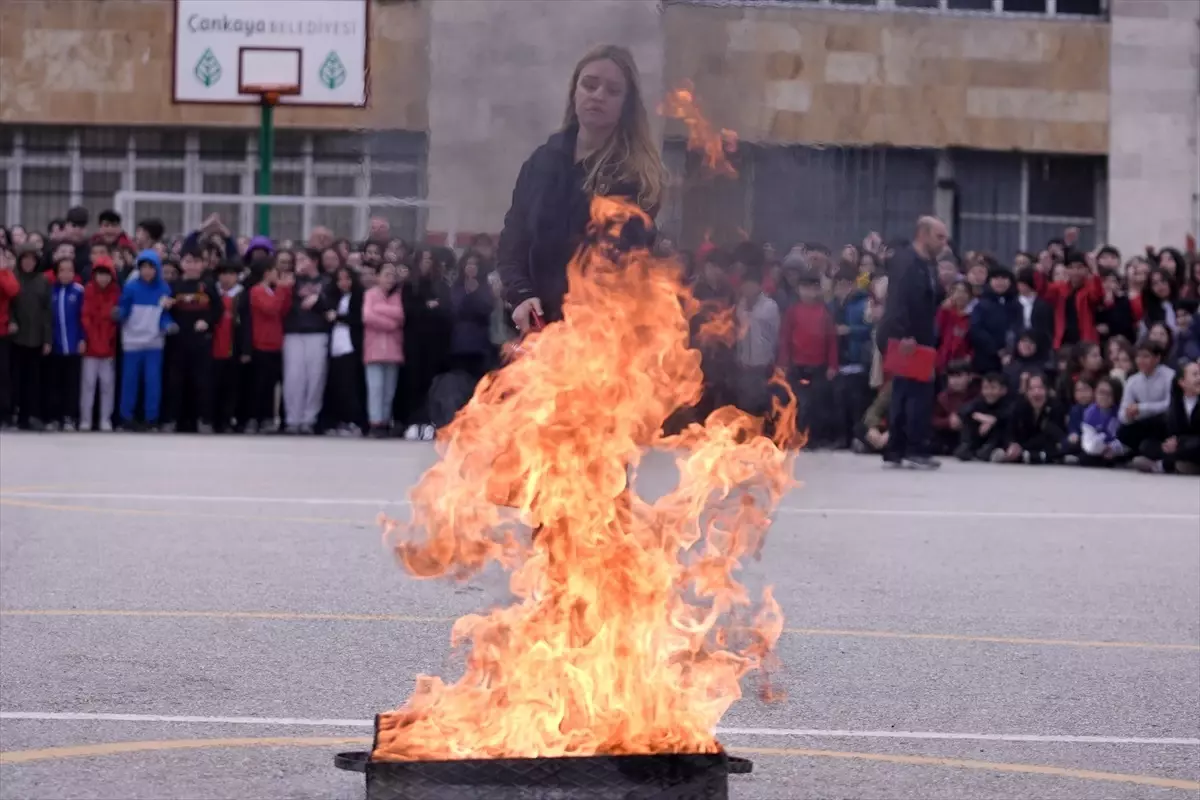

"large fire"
[372, 195, 796, 762]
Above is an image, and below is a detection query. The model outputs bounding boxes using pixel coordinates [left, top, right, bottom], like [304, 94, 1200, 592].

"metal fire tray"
[333, 716, 748, 800]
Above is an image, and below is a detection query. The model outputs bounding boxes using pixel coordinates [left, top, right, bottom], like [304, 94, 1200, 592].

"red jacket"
[249, 283, 292, 352]
[213, 286, 243, 359]
[1036, 272, 1106, 349]
[935, 305, 972, 372]
[0, 268, 19, 333]
[778, 301, 838, 370]
[81, 266, 121, 358]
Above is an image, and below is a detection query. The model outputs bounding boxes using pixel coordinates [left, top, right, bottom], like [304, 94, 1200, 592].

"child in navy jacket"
[47, 257, 85, 431]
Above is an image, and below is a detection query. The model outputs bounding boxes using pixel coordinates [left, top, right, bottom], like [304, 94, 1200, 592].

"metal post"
[256, 98, 276, 237]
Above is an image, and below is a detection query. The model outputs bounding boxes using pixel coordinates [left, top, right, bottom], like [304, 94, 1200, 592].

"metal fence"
[0, 125, 425, 243]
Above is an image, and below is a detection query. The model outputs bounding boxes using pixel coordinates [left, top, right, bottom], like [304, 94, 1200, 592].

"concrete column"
[1107, 0, 1200, 257]
[424, 0, 665, 244]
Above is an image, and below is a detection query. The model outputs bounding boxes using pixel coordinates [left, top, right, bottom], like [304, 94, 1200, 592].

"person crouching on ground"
[79, 255, 120, 431]
[118, 250, 173, 431]
[1079, 377, 1125, 467]
[778, 266, 837, 447]
[999, 372, 1064, 464]
[932, 359, 974, 455]
[956, 372, 1012, 462]
[1132, 359, 1200, 474]
[1117, 341, 1174, 457]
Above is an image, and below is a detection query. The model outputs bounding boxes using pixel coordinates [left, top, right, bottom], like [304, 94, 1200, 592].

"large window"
[0, 126, 425, 241]
[953, 150, 1105, 256]
[666, 0, 1104, 16]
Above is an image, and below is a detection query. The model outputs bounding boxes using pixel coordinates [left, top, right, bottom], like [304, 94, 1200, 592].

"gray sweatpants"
[283, 333, 328, 427]
[80, 356, 115, 428]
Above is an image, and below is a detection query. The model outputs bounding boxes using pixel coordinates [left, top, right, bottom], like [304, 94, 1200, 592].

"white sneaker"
[100, 421, 114, 433]
[79, 422, 92, 432]
[403, 424, 420, 441]
[420, 424, 436, 441]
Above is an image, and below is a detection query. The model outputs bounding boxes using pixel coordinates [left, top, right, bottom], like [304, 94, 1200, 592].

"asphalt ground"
[0, 431, 1197, 799]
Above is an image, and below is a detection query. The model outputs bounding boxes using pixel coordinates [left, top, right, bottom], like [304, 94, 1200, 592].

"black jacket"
[969, 287, 1023, 375]
[283, 274, 330, 335]
[1095, 294, 1136, 344]
[1165, 392, 1200, 462]
[877, 246, 938, 350]
[170, 277, 223, 345]
[403, 276, 452, 374]
[497, 125, 656, 323]
[328, 287, 364, 356]
[1009, 398, 1064, 449]
[1016, 293, 1056, 357]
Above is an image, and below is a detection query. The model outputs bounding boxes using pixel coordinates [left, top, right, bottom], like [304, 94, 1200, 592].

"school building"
[0, 0, 1196, 258]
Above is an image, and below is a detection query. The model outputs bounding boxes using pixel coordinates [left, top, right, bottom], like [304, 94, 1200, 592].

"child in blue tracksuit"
[47, 257, 86, 431]
[118, 250, 173, 430]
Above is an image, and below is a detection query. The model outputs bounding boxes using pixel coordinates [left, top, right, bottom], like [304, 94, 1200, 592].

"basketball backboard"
[173, 0, 367, 106]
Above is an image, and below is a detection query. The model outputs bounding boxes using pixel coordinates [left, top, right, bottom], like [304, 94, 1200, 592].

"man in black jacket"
[876, 216, 947, 469]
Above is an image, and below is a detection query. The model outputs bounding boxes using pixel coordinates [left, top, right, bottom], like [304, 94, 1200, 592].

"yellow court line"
[2, 609, 1197, 653]
[0, 736, 1196, 792]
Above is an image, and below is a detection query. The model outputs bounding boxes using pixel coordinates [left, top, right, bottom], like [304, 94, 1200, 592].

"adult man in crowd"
[876, 215, 948, 469]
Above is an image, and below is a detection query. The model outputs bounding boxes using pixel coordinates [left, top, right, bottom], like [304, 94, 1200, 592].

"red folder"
[885, 339, 936, 382]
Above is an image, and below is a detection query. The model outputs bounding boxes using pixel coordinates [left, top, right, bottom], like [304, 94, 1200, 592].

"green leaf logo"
[319, 51, 346, 90]
[194, 48, 222, 88]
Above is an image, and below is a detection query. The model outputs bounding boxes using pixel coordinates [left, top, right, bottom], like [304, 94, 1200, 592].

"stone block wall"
[664, 2, 1110, 153]
[1107, 0, 1199, 256]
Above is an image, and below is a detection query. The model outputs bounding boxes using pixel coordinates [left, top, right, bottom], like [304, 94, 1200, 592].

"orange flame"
[661, 84, 738, 178]
[373, 196, 796, 761]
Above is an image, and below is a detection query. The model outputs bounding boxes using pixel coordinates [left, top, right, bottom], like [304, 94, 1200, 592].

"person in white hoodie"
[1117, 341, 1175, 457]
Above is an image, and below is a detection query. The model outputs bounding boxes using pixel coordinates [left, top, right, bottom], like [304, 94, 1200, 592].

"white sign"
[173, 0, 368, 106]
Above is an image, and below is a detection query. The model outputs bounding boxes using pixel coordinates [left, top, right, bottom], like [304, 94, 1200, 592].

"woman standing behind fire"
[498, 44, 667, 333]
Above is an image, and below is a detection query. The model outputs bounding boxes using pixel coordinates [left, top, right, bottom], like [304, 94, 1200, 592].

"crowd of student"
[694, 231, 1200, 475]
[1, 207, 1198, 475]
[0, 207, 505, 440]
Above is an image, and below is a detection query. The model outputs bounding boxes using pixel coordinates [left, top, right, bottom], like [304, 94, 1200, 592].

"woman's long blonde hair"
[562, 45, 666, 211]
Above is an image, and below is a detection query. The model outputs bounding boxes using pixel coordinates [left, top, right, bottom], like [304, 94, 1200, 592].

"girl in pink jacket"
[362, 263, 405, 437]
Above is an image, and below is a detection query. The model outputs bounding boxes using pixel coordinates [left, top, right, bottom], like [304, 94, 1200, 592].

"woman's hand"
[512, 297, 544, 333]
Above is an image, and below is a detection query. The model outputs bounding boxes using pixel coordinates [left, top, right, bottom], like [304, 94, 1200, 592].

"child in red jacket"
[245, 265, 292, 433]
[778, 268, 838, 447]
[79, 256, 121, 431]
[935, 279, 972, 374]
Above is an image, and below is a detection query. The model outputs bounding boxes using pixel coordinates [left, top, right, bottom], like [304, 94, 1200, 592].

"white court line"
[1, 712, 1196, 746]
[1, 492, 1196, 522]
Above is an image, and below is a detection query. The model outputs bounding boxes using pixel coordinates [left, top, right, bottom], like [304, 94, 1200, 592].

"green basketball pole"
[256, 95, 277, 237]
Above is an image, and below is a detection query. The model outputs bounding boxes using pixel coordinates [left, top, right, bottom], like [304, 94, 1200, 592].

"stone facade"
[1106, 0, 1200, 257]
[0, 0, 427, 131]
[664, 2, 1110, 154]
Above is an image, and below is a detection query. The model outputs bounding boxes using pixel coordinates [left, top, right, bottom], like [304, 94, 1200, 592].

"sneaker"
[62, 421, 77, 433]
[882, 455, 904, 469]
[954, 444, 974, 462]
[261, 420, 280, 434]
[1132, 455, 1162, 474]
[989, 448, 1008, 463]
[344, 423, 362, 438]
[851, 439, 867, 454]
[903, 455, 941, 470]
[27, 417, 44, 432]
[243, 420, 259, 435]
[78, 422, 92, 433]
[43, 421, 60, 433]
[159, 422, 176, 434]
[420, 424, 436, 441]
[299, 424, 315, 436]
[404, 424, 420, 441]
[143, 423, 158, 433]
[1063, 454, 1080, 466]
[100, 421, 114, 433]
[1021, 450, 1033, 464]
[196, 422, 214, 435]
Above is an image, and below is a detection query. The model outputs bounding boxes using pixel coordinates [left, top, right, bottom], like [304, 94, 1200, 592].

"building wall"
[0, 0, 427, 131]
[1107, 0, 1200, 257]
[664, 2, 1110, 154]
[422, 0, 664, 239]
